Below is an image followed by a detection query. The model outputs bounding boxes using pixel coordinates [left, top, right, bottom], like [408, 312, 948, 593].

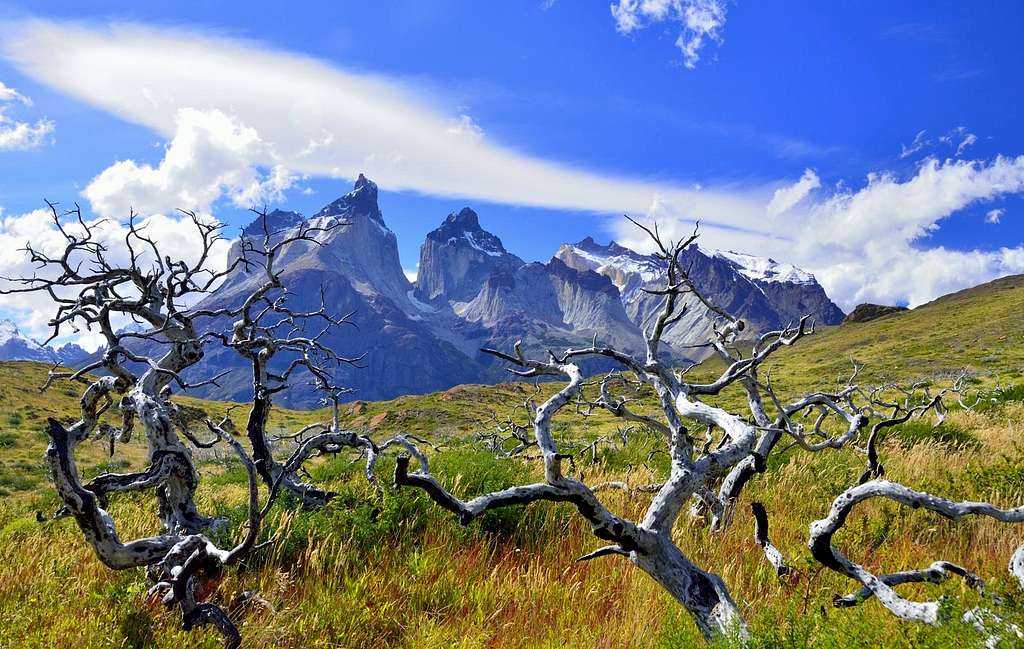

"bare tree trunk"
[244, 363, 335, 507]
[132, 390, 218, 534]
[632, 533, 748, 641]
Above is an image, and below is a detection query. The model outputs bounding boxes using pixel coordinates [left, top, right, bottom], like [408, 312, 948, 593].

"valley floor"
[1, 360, 1024, 648]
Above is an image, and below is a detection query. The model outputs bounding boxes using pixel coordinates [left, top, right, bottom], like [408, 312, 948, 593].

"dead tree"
[0, 203, 367, 646]
[388, 219, 1023, 641]
[193, 209, 374, 507]
[808, 375, 1024, 643]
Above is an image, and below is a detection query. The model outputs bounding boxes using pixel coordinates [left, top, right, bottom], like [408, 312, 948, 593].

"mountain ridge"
[3, 175, 847, 407]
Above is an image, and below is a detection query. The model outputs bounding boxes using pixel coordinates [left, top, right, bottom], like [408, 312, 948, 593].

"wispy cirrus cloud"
[898, 126, 978, 160]
[0, 19, 767, 234]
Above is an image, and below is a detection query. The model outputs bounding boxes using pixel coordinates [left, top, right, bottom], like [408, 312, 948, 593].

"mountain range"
[0, 320, 88, 366]
[1, 175, 845, 407]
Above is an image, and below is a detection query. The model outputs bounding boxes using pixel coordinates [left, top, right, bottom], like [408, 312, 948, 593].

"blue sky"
[0, 1, 1022, 343]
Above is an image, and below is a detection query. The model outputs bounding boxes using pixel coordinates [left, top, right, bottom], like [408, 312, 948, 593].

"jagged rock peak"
[314, 173, 385, 225]
[545, 257, 619, 296]
[426, 207, 508, 256]
[573, 236, 638, 257]
[449, 207, 480, 228]
[240, 209, 304, 237]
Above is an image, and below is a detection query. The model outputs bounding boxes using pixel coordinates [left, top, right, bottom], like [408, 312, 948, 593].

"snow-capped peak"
[0, 319, 19, 345]
[430, 208, 509, 257]
[560, 239, 663, 286]
[710, 249, 816, 285]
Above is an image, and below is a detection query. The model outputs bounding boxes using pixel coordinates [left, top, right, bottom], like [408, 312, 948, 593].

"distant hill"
[762, 273, 1024, 391]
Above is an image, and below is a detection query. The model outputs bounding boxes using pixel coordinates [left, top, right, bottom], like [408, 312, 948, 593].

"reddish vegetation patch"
[369, 412, 388, 428]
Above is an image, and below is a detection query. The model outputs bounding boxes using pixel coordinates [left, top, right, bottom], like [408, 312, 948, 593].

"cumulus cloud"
[84, 107, 294, 218]
[611, 0, 727, 69]
[615, 156, 1024, 309]
[0, 79, 54, 150]
[766, 168, 820, 216]
[0, 206, 231, 349]
[986, 208, 1003, 224]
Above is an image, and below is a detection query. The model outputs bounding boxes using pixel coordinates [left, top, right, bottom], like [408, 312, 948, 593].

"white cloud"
[986, 208, 1003, 224]
[0, 206, 231, 349]
[902, 126, 978, 160]
[766, 168, 820, 216]
[446, 114, 484, 142]
[0, 79, 54, 150]
[956, 132, 977, 156]
[616, 156, 1024, 310]
[84, 107, 292, 218]
[0, 19, 765, 237]
[611, 0, 728, 69]
[898, 130, 929, 159]
[3, 20, 1023, 317]
[938, 126, 977, 157]
[0, 80, 28, 104]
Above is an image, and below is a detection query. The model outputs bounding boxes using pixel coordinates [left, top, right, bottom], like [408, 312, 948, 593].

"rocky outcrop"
[843, 304, 908, 324]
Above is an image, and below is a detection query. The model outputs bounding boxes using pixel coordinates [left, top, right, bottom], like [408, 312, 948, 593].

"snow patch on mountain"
[0, 319, 17, 345]
[407, 289, 436, 313]
[461, 231, 504, 257]
[710, 250, 816, 285]
[562, 239, 663, 286]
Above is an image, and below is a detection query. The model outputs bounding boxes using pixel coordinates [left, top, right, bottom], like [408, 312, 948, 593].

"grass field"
[0, 275, 1023, 648]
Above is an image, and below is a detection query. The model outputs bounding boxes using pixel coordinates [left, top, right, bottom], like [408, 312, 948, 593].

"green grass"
[0, 275, 1023, 647]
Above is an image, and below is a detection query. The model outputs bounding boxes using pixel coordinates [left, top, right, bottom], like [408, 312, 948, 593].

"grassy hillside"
[0, 275, 1023, 648]
[766, 273, 1024, 388]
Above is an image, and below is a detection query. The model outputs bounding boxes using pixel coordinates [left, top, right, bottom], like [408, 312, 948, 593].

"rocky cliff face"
[456, 257, 647, 359]
[415, 207, 523, 304]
